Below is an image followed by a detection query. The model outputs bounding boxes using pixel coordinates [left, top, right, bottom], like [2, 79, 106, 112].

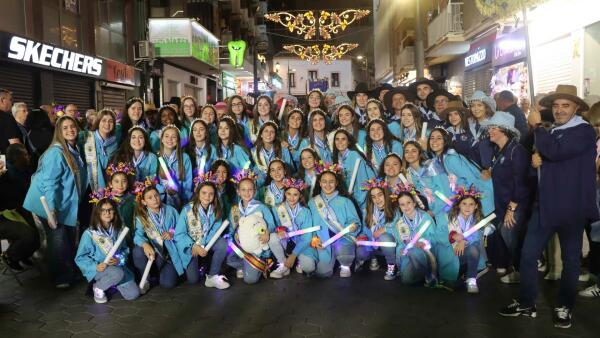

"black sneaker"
[498, 299, 537, 318]
[1, 254, 25, 271]
[553, 307, 572, 329]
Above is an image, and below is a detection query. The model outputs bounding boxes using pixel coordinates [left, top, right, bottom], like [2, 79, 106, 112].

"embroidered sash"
[276, 204, 294, 230]
[90, 230, 114, 255]
[186, 205, 206, 245]
[84, 132, 99, 191]
[313, 195, 356, 243]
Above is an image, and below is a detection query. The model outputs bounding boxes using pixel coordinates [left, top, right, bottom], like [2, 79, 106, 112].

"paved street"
[1, 266, 599, 337]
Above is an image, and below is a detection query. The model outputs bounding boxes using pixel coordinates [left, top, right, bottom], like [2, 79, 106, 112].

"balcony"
[396, 46, 415, 73]
[426, 2, 469, 64]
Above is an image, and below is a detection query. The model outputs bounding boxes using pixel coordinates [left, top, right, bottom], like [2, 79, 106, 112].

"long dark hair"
[227, 95, 249, 121]
[254, 121, 283, 167]
[120, 97, 145, 140]
[283, 185, 308, 207]
[216, 116, 245, 158]
[448, 195, 483, 224]
[192, 181, 223, 221]
[332, 129, 369, 165]
[403, 140, 427, 169]
[89, 199, 123, 232]
[365, 119, 398, 165]
[158, 125, 185, 181]
[181, 96, 199, 123]
[306, 89, 328, 113]
[427, 127, 452, 157]
[91, 109, 117, 135]
[282, 109, 306, 152]
[135, 185, 161, 231]
[307, 109, 328, 145]
[111, 126, 152, 165]
[364, 187, 396, 229]
[264, 159, 291, 187]
[186, 119, 213, 163]
[377, 153, 403, 178]
[158, 105, 182, 130]
[296, 148, 321, 180]
[312, 171, 350, 198]
[399, 104, 423, 141]
[251, 96, 276, 131]
[334, 104, 361, 142]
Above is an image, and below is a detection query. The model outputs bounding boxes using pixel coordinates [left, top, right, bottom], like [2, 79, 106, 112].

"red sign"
[104, 59, 136, 86]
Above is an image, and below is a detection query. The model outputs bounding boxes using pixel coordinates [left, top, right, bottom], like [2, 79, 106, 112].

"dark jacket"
[491, 139, 530, 218]
[505, 104, 529, 143]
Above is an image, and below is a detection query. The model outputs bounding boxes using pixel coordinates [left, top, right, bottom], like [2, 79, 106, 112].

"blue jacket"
[175, 202, 225, 268]
[24, 144, 88, 227]
[189, 144, 217, 177]
[156, 152, 193, 208]
[299, 137, 332, 163]
[78, 131, 119, 189]
[251, 146, 294, 187]
[491, 139, 530, 218]
[75, 227, 134, 283]
[337, 150, 376, 210]
[133, 204, 191, 275]
[368, 140, 404, 173]
[218, 143, 251, 173]
[272, 202, 314, 256]
[133, 152, 158, 181]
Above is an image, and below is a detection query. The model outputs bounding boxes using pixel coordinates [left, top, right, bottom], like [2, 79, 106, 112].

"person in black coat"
[496, 90, 530, 143]
[499, 85, 599, 329]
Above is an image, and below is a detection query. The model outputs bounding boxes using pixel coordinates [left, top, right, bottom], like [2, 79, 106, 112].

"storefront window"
[0, 0, 26, 34]
[95, 0, 127, 62]
[42, 0, 82, 50]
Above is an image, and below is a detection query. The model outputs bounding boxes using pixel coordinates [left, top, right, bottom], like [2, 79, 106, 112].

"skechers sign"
[5, 35, 103, 77]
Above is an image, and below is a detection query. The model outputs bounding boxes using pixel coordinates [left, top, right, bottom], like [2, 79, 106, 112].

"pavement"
[1, 265, 600, 338]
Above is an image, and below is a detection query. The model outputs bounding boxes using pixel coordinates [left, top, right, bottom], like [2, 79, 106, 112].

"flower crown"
[231, 169, 258, 185]
[52, 104, 66, 118]
[360, 178, 388, 191]
[450, 185, 483, 205]
[390, 182, 419, 200]
[282, 178, 308, 191]
[194, 171, 218, 188]
[133, 177, 157, 202]
[315, 161, 342, 175]
[106, 162, 136, 178]
[89, 188, 121, 204]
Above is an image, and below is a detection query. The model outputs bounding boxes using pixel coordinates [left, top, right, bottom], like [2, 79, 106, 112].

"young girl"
[252, 122, 294, 185]
[132, 180, 194, 290]
[258, 159, 290, 208]
[443, 102, 479, 165]
[366, 99, 400, 137]
[175, 172, 230, 289]
[181, 96, 199, 133]
[307, 162, 366, 278]
[216, 116, 252, 173]
[80, 109, 118, 190]
[118, 97, 147, 142]
[24, 115, 88, 288]
[307, 89, 328, 113]
[332, 129, 375, 210]
[227, 95, 251, 147]
[281, 108, 306, 171]
[210, 159, 236, 216]
[269, 178, 314, 278]
[361, 179, 403, 280]
[365, 119, 403, 172]
[105, 162, 137, 239]
[186, 119, 217, 177]
[111, 126, 158, 182]
[299, 109, 332, 163]
[200, 104, 218, 144]
[150, 106, 187, 152]
[75, 193, 139, 303]
[403, 141, 431, 195]
[446, 187, 488, 293]
[226, 170, 276, 284]
[249, 95, 276, 144]
[330, 104, 367, 150]
[157, 125, 193, 209]
[297, 148, 321, 199]
[399, 104, 427, 146]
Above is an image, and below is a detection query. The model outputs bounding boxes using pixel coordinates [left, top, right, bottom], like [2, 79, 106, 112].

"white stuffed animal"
[237, 212, 269, 256]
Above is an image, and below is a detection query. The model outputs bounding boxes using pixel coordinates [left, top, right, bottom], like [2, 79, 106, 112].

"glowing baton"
[321, 224, 354, 247]
[462, 213, 496, 238]
[348, 159, 361, 194]
[277, 99, 287, 120]
[198, 155, 207, 175]
[243, 160, 252, 170]
[421, 122, 428, 140]
[402, 220, 432, 255]
[434, 190, 453, 206]
[286, 226, 320, 238]
[356, 241, 397, 248]
[398, 173, 409, 185]
[40, 196, 57, 229]
[102, 227, 130, 264]
[202, 220, 229, 252]
[158, 157, 178, 191]
[138, 258, 154, 290]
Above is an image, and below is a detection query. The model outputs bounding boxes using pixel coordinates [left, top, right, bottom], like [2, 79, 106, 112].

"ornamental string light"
[264, 11, 317, 40]
[318, 9, 371, 40]
[283, 43, 359, 64]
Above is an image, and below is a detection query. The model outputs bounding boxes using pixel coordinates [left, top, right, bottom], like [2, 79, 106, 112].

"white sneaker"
[269, 263, 290, 279]
[466, 278, 479, 294]
[369, 257, 380, 271]
[339, 265, 351, 278]
[537, 260, 547, 272]
[236, 269, 244, 279]
[496, 268, 507, 275]
[93, 287, 107, 304]
[205, 275, 230, 289]
[295, 263, 302, 274]
[384, 264, 396, 281]
[500, 271, 520, 284]
[544, 272, 561, 280]
[579, 284, 600, 298]
[579, 273, 590, 282]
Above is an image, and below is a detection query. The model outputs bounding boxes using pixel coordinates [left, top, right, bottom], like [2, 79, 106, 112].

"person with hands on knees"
[75, 192, 139, 303]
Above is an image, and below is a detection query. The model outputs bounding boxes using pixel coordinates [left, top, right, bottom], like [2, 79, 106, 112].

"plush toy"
[237, 212, 269, 256]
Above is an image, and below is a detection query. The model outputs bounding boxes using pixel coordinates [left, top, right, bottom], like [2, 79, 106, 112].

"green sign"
[228, 40, 247, 68]
[191, 21, 219, 68]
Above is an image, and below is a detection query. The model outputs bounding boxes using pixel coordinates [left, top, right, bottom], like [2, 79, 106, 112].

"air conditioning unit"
[134, 41, 155, 61]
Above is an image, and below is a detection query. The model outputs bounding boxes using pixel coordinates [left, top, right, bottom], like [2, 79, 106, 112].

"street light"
[275, 62, 280, 73]
[357, 55, 364, 60]
[356, 55, 368, 85]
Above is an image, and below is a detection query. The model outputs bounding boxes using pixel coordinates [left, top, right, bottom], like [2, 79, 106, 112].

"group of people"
[0, 79, 599, 329]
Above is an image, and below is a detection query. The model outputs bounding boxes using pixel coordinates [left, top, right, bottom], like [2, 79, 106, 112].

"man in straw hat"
[499, 85, 597, 329]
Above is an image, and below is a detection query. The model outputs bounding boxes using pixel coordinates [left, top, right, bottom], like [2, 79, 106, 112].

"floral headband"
[390, 182, 419, 200]
[133, 177, 157, 203]
[360, 178, 388, 191]
[89, 188, 121, 204]
[315, 161, 342, 175]
[106, 162, 136, 178]
[450, 185, 482, 205]
[194, 171, 218, 188]
[231, 169, 258, 185]
[282, 178, 308, 191]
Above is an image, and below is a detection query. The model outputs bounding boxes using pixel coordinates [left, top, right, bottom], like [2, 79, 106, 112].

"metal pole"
[253, 41, 259, 96]
[522, 7, 535, 102]
[415, 0, 425, 78]
[288, 59, 291, 95]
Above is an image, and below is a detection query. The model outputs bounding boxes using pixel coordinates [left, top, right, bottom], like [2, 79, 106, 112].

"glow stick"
[102, 227, 130, 264]
[421, 122, 428, 140]
[462, 213, 496, 238]
[198, 155, 206, 175]
[402, 220, 432, 255]
[158, 157, 178, 191]
[229, 241, 245, 258]
[356, 240, 397, 248]
[347, 159, 361, 194]
[321, 224, 353, 247]
[277, 98, 287, 120]
[202, 220, 229, 251]
[243, 160, 251, 170]
[286, 226, 320, 238]
[434, 190, 453, 206]
[40, 196, 57, 229]
[138, 258, 154, 290]
[398, 173, 409, 185]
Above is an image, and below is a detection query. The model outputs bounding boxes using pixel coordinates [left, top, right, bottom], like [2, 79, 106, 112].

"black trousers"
[0, 214, 39, 261]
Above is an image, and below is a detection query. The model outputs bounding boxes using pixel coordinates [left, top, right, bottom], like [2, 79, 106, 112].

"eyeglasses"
[100, 208, 115, 214]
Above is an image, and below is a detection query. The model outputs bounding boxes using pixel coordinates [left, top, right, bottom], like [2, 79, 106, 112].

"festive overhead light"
[318, 9, 371, 40]
[264, 11, 317, 40]
[283, 43, 359, 64]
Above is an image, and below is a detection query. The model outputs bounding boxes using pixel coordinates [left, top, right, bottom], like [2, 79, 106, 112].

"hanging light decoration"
[283, 43, 359, 64]
[265, 9, 370, 40]
[264, 11, 317, 40]
[318, 9, 371, 40]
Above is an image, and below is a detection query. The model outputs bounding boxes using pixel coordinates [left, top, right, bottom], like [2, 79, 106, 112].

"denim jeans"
[368, 233, 397, 266]
[42, 221, 77, 285]
[459, 241, 481, 279]
[298, 249, 335, 278]
[398, 247, 431, 284]
[188, 237, 228, 278]
[268, 233, 288, 264]
[226, 253, 262, 284]
[519, 208, 584, 309]
[94, 266, 140, 300]
[497, 208, 525, 270]
[132, 245, 180, 289]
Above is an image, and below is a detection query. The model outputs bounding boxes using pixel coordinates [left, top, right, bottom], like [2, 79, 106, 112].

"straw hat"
[540, 84, 589, 111]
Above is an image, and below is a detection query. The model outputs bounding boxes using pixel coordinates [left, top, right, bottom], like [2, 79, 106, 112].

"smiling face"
[182, 99, 196, 118]
[261, 125, 276, 144]
[192, 122, 207, 144]
[257, 98, 271, 117]
[201, 107, 216, 124]
[308, 92, 322, 108]
[199, 184, 215, 207]
[470, 101, 487, 120]
[160, 109, 175, 126]
[319, 172, 337, 194]
[338, 108, 354, 127]
[237, 179, 256, 203]
[311, 114, 326, 132]
[400, 108, 415, 128]
[61, 119, 78, 144]
[370, 188, 386, 210]
[214, 165, 228, 185]
[98, 201, 115, 227]
[128, 101, 143, 123]
[552, 98, 579, 126]
[98, 114, 115, 136]
[269, 161, 285, 182]
[285, 188, 301, 207]
[428, 130, 445, 155]
[383, 156, 401, 177]
[110, 173, 128, 196]
[367, 102, 382, 120]
[369, 122, 384, 143]
[288, 111, 302, 130]
[130, 129, 145, 151]
[403, 143, 420, 165]
[334, 132, 349, 152]
[448, 110, 462, 127]
[458, 197, 478, 218]
[161, 128, 179, 151]
[398, 195, 416, 216]
[301, 150, 316, 170]
[231, 97, 244, 116]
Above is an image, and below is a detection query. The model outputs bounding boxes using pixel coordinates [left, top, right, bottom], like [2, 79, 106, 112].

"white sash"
[84, 132, 99, 191]
[313, 195, 356, 243]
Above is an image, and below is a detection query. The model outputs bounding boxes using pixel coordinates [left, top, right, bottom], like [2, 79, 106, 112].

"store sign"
[493, 28, 527, 66]
[6, 35, 103, 76]
[464, 44, 492, 70]
[227, 40, 246, 68]
[104, 58, 137, 86]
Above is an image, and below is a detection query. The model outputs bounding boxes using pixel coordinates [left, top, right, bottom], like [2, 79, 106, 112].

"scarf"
[198, 204, 213, 238]
[67, 143, 84, 168]
[320, 191, 341, 231]
[288, 132, 299, 148]
[269, 182, 284, 204]
[402, 210, 422, 234]
[372, 143, 386, 166]
[457, 214, 474, 233]
[372, 208, 386, 233]
[261, 146, 275, 164]
[195, 144, 206, 169]
[94, 130, 117, 157]
[285, 202, 301, 232]
[402, 127, 417, 142]
[148, 207, 166, 232]
[552, 115, 589, 133]
[133, 151, 146, 168]
[220, 144, 231, 158]
[239, 199, 261, 217]
[314, 135, 327, 150]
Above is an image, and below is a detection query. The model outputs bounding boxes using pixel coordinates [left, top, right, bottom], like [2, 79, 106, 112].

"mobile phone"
[0, 154, 5, 170]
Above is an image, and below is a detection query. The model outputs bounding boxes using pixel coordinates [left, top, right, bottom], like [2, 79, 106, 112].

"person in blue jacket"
[226, 95, 252, 148]
[149, 106, 188, 152]
[79, 109, 119, 190]
[157, 125, 193, 210]
[186, 119, 217, 177]
[308, 162, 367, 278]
[216, 116, 252, 173]
[75, 194, 139, 303]
[299, 109, 332, 163]
[330, 104, 367, 150]
[257, 159, 290, 208]
[24, 115, 88, 288]
[365, 119, 403, 173]
[117, 97, 148, 143]
[132, 181, 194, 291]
[175, 173, 230, 289]
[281, 108, 306, 171]
[297, 148, 321, 199]
[361, 178, 402, 280]
[210, 159, 237, 217]
[226, 169, 276, 284]
[180, 96, 200, 137]
[377, 153, 404, 193]
[111, 126, 158, 182]
[269, 178, 314, 278]
[398, 104, 428, 145]
[441, 101, 480, 165]
[248, 95, 276, 145]
[251, 121, 294, 186]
